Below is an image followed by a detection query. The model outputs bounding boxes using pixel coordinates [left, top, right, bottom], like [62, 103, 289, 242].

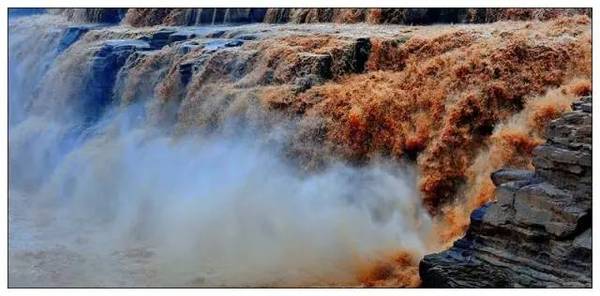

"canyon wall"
[420, 96, 592, 287]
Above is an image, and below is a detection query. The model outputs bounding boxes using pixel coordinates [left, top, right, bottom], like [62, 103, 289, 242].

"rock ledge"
[420, 96, 592, 287]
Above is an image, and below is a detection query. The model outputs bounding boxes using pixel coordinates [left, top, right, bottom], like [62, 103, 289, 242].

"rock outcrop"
[420, 96, 592, 287]
[84, 39, 152, 121]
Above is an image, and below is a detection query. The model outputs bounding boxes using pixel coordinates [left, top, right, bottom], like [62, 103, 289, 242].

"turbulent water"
[8, 14, 431, 287]
[8, 10, 592, 287]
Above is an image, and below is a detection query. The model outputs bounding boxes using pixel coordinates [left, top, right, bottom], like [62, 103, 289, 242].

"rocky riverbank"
[420, 96, 592, 287]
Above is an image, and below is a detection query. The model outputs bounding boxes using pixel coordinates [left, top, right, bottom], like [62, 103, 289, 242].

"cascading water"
[8, 8, 592, 288]
[8, 13, 432, 287]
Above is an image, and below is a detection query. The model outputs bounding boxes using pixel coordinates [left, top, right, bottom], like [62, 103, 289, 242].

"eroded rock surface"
[420, 96, 592, 287]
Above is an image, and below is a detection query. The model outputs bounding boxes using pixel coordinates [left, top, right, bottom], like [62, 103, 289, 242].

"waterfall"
[8, 12, 431, 287]
[10, 8, 590, 288]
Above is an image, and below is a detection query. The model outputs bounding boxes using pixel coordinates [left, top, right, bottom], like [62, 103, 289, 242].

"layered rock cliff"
[420, 96, 592, 287]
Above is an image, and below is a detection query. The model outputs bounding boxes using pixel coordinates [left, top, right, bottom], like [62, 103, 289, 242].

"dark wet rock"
[237, 34, 258, 41]
[491, 168, 535, 186]
[178, 62, 194, 85]
[330, 38, 371, 76]
[513, 182, 588, 238]
[57, 26, 90, 53]
[292, 74, 324, 94]
[295, 53, 333, 81]
[534, 99, 592, 204]
[174, 38, 251, 86]
[420, 96, 592, 287]
[224, 8, 267, 24]
[206, 30, 227, 38]
[96, 9, 127, 23]
[398, 8, 472, 25]
[225, 40, 244, 47]
[168, 30, 197, 43]
[56, 24, 106, 53]
[177, 48, 214, 85]
[83, 39, 151, 121]
[572, 95, 592, 113]
[352, 38, 371, 73]
[203, 39, 244, 52]
[140, 28, 221, 50]
[144, 29, 177, 49]
[176, 41, 201, 55]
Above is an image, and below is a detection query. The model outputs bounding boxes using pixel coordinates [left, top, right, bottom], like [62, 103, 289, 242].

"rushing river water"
[8, 13, 432, 287]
